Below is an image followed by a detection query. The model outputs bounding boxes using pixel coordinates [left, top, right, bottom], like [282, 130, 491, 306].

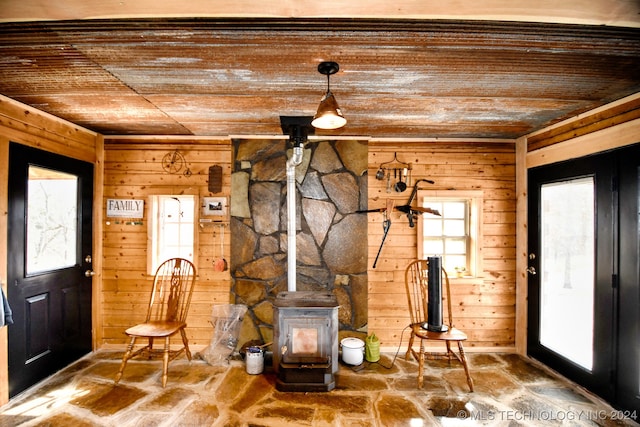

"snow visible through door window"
[540, 177, 594, 370]
[26, 166, 78, 274]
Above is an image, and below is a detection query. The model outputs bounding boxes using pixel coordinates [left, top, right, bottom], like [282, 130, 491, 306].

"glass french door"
[528, 143, 640, 416]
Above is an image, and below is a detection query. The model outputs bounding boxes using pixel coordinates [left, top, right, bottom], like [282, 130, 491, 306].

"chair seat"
[125, 321, 186, 338]
[410, 323, 467, 341]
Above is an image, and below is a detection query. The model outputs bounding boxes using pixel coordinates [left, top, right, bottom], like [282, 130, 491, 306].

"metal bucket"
[341, 337, 365, 365]
[246, 347, 264, 374]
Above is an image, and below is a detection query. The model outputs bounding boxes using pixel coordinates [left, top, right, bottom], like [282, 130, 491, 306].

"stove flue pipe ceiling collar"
[280, 115, 314, 148]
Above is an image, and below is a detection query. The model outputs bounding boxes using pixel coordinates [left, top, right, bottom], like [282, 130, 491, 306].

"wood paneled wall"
[367, 141, 517, 351]
[100, 137, 518, 352]
[101, 138, 232, 347]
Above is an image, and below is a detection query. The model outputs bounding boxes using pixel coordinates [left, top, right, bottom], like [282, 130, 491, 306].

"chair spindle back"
[404, 259, 453, 327]
[146, 258, 196, 323]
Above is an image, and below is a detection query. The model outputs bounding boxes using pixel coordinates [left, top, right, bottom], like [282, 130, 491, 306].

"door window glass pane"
[26, 166, 78, 274]
[540, 177, 594, 370]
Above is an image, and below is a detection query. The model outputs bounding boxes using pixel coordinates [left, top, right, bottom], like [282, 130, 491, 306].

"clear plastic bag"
[200, 304, 248, 365]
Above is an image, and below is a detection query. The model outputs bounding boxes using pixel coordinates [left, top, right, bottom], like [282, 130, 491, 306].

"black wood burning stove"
[273, 291, 339, 392]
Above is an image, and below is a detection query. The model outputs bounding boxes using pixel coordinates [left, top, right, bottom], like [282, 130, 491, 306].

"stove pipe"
[286, 144, 303, 292]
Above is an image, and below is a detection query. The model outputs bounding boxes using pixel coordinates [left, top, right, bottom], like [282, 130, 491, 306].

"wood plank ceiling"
[0, 18, 639, 139]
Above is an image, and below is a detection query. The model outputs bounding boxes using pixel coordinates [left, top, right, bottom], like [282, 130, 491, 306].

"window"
[27, 166, 78, 274]
[417, 190, 482, 277]
[148, 195, 196, 274]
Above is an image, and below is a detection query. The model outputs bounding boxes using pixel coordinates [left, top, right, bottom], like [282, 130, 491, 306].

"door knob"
[526, 266, 537, 275]
[85, 270, 95, 277]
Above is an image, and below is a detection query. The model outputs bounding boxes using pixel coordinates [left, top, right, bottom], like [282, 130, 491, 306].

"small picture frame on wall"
[202, 196, 227, 216]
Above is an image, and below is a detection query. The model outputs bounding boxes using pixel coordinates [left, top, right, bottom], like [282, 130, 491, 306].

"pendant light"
[311, 61, 347, 130]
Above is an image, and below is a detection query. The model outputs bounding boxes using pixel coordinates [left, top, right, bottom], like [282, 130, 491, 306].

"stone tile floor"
[1, 350, 638, 426]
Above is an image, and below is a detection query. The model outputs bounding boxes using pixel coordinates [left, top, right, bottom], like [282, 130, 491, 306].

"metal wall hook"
[378, 152, 409, 170]
[377, 152, 412, 186]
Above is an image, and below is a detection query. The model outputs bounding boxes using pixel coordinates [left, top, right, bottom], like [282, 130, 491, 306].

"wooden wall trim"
[2, 0, 639, 28]
[515, 136, 528, 355]
[369, 138, 514, 146]
[527, 117, 640, 168]
[0, 138, 8, 406]
[0, 95, 98, 163]
[105, 136, 232, 145]
[92, 134, 105, 350]
[527, 94, 640, 152]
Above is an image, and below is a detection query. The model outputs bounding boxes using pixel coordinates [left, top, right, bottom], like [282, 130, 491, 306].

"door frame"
[616, 143, 640, 414]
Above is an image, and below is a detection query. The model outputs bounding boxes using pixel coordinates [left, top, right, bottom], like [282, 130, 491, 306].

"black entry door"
[528, 143, 640, 416]
[7, 142, 94, 398]
[617, 144, 640, 414]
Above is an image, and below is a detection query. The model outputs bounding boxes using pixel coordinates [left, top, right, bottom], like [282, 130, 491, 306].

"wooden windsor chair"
[404, 259, 474, 392]
[114, 258, 196, 387]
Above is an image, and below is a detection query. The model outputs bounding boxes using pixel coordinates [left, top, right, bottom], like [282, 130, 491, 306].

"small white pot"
[245, 347, 264, 375]
[341, 337, 365, 365]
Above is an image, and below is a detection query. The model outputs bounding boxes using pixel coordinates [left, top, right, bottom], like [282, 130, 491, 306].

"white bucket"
[246, 347, 264, 374]
[341, 337, 365, 365]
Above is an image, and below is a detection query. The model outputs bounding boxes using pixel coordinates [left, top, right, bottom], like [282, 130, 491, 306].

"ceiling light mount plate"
[318, 61, 339, 76]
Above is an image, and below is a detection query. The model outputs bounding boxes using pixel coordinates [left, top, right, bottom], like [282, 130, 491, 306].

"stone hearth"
[230, 139, 369, 347]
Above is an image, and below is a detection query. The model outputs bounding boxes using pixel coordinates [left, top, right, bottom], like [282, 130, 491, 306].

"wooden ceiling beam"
[2, 0, 639, 28]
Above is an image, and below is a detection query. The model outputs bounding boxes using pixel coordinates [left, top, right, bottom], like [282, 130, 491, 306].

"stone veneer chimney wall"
[230, 139, 369, 346]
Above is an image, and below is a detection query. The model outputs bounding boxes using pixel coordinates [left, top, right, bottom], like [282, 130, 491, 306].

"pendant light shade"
[312, 91, 346, 130]
[312, 61, 347, 130]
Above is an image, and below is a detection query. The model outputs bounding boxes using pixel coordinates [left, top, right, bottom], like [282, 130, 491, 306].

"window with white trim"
[148, 195, 196, 274]
[417, 190, 482, 277]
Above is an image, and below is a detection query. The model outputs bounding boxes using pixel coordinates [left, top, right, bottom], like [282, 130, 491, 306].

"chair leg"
[457, 341, 474, 392]
[180, 328, 192, 361]
[162, 337, 170, 388]
[445, 340, 453, 362]
[406, 332, 415, 361]
[115, 336, 137, 384]
[417, 339, 425, 389]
